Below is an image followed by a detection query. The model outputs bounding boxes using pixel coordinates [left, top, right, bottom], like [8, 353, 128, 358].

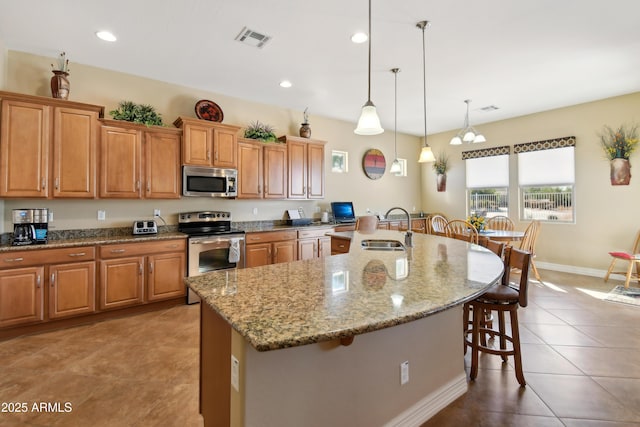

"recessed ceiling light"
[351, 32, 368, 43]
[96, 31, 117, 42]
[279, 80, 292, 88]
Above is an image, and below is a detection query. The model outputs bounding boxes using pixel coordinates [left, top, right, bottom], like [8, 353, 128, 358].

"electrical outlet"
[231, 355, 240, 392]
[400, 361, 409, 385]
[154, 209, 161, 217]
[48, 211, 54, 222]
[97, 210, 106, 221]
[252, 207, 258, 215]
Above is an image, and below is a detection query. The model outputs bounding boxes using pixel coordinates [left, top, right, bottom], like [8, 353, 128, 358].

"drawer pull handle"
[4, 257, 24, 262]
[110, 249, 126, 254]
[68, 252, 86, 257]
[37, 275, 41, 288]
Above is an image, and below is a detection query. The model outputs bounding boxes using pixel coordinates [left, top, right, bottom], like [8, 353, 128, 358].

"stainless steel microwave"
[182, 166, 238, 197]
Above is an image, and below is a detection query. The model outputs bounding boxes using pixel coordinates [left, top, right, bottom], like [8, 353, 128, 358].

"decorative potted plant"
[432, 152, 449, 192]
[299, 108, 311, 138]
[50, 51, 70, 100]
[110, 101, 164, 126]
[244, 120, 277, 142]
[598, 124, 638, 185]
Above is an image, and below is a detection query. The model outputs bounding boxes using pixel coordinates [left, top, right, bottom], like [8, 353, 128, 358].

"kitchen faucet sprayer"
[384, 207, 413, 247]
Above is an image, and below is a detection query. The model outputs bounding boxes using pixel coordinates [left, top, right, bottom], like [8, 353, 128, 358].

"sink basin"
[361, 239, 405, 251]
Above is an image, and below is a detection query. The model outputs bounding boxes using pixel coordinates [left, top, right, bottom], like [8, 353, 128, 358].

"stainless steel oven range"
[178, 210, 245, 304]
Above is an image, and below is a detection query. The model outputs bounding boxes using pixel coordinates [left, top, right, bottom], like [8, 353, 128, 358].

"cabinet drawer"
[331, 237, 351, 254]
[99, 239, 186, 259]
[298, 228, 334, 239]
[246, 230, 296, 244]
[0, 247, 95, 269]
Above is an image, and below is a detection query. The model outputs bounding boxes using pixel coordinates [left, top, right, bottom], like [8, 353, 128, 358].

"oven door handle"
[191, 238, 245, 246]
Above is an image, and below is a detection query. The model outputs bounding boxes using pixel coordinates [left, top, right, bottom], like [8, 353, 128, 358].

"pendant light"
[417, 20, 435, 163]
[450, 99, 486, 145]
[354, 0, 384, 135]
[389, 68, 402, 175]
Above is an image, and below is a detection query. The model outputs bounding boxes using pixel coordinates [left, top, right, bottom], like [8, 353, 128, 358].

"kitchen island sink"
[360, 238, 405, 251]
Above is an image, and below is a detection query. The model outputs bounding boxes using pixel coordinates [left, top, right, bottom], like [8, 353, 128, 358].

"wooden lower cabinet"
[331, 237, 351, 255]
[49, 261, 96, 319]
[99, 239, 186, 310]
[99, 256, 145, 310]
[297, 228, 333, 260]
[0, 266, 44, 328]
[245, 230, 297, 268]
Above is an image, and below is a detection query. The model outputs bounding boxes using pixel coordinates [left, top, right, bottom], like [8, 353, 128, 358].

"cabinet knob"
[41, 177, 46, 190]
[149, 261, 154, 273]
[55, 177, 59, 190]
[37, 275, 41, 288]
[207, 150, 211, 160]
[50, 273, 55, 287]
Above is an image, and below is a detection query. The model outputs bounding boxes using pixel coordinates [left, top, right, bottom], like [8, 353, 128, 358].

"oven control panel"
[132, 220, 158, 235]
[179, 211, 231, 223]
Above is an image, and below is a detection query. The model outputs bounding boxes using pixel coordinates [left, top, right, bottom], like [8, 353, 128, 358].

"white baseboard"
[384, 372, 467, 427]
[535, 261, 629, 282]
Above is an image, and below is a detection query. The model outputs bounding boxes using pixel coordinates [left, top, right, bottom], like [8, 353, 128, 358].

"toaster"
[132, 220, 158, 235]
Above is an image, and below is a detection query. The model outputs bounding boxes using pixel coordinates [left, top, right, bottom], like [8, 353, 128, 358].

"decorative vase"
[299, 122, 311, 138]
[610, 158, 631, 185]
[51, 70, 70, 100]
[436, 173, 447, 192]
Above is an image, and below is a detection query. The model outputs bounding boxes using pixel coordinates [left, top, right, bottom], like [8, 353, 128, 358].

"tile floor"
[0, 270, 639, 426]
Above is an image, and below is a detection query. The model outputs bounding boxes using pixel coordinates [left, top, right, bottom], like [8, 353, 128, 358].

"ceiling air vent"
[479, 105, 499, 112]
[235, 27, 271, 48]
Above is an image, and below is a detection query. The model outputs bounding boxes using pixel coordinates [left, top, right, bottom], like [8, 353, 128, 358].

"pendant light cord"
[393, 68, 398, 158]
[367, 0, 372, 103]
[420, 22, 428, 144]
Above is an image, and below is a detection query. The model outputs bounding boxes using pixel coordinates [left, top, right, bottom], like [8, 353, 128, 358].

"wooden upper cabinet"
[144, 130, 181, 199]
[237, 138, 287, 199]
[263, 143, 287, 199]
[100, 125, 142, 198]
[53, 107, 99, 198]
[174, 117, 240, 168]
[0, 99, 50, 197]
[99, 120, 182, 199]
[0, 91, 104, 199]
[280, 135, 326, 199]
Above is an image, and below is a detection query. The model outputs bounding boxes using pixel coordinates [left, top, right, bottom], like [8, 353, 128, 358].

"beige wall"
[3, 50, 423, 230]
[421, 92, 640, 272]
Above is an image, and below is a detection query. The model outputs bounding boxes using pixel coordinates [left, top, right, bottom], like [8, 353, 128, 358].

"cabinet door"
[100, 126, 142, 198]
[318, 236, 332, 258]
[144, 131, 181, 199]
[0, 266, 44, 327]
[287, 140, 307, 199]
[307, 142, 325, 199]
[213, 127, 237, 168]
[49, 261, 96, 319]
[273, 240, 297, 264]
[264, 144, 287, 199]
[99, 257, 144, 310]
[183, 123, 212, 166]
[52, 107, 98, 198]
[297, 239, 317, 261]
[245, 243, 271, 268]
[147, 252, 186, 301]
[237, 140, 263, 199]
[0, 99, 50, 197]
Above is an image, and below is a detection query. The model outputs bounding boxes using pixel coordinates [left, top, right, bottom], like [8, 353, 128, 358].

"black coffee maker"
[12, 209, 48, 246]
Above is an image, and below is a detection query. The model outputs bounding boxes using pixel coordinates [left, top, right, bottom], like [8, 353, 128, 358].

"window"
[516, 137, 575, 223]
[464, 147, 510, 218]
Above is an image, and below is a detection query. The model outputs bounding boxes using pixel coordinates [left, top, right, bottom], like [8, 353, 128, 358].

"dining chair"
[486, 215, 515, 231]
[518, 220, 541, 281]
[465, 237, 506, 347]
[355, 215, 379, 233]
[604, 230, 640, 288]
[445, 219, 479, 244]
[466, 246, 532, 386]
[429, 214, 448, 236]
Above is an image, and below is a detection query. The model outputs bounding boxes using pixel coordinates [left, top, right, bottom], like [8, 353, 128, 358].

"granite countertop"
[187, 229, 504, 351]
[0, 231, 187, 252]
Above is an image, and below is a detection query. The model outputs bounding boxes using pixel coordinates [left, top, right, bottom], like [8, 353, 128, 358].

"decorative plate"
[195, 99, 224, 122]
[362, 148, 386, 180]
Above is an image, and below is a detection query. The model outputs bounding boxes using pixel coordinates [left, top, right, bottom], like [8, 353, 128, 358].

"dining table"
[479, 229, 525, 242]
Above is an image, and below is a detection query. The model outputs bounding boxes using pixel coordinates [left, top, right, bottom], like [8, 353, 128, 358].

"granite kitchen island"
[187, 230, 503, 427]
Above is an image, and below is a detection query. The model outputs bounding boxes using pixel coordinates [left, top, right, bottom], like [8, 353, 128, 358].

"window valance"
[514, 136, 576, 154]
[461, 146, 510, 160]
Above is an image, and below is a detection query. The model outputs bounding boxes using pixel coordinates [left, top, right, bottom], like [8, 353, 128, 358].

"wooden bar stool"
[465, 246, 531, 386]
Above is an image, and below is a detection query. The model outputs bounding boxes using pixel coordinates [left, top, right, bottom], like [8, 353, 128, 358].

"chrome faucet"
[384, 207, 413, 247]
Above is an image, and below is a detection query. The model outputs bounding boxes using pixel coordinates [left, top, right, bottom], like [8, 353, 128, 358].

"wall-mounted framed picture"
[362, 148, 386, 180]
[332, 150, 348, 173]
